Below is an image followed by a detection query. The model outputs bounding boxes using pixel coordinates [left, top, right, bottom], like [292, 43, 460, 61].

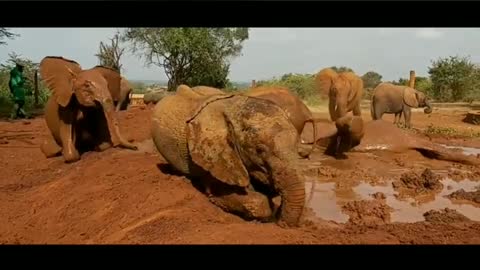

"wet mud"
[0, 106, 480, 244]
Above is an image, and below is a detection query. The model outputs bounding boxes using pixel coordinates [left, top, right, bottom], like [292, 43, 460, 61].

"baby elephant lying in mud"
[151, 85, 308, 227]
[306, 118, 480, 165]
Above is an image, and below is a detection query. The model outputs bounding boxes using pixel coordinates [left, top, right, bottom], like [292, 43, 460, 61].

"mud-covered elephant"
[315, 68, 364, 121]
[243, 86, 321, 157]
[151, 85, 307, 227]
[39, 56, 137, 163]
[371, 82, 432, 128]
[304, 118, 479, 166]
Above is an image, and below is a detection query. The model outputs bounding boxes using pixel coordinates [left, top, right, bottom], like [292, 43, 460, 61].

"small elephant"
[151, 85, 307, 227]
[39, 56, 137, 163]
[315, 68, 364, 121]
[371, 82, 432, 128]
[307, 118, 479, 166]
[301, 116, 365, 158]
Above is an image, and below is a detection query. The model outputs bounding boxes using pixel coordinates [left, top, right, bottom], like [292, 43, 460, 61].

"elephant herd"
[37, 58, 475, 228]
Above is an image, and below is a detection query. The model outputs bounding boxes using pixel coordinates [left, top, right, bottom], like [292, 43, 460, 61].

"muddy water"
[306, 177, 480, 223]
[441, 144, 480, 156]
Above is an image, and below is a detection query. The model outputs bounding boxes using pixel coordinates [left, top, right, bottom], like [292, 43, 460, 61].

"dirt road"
[0, 105, 479, 244]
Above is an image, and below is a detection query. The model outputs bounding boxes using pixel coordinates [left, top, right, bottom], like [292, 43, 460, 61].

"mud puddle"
[305, 177, 480, 223]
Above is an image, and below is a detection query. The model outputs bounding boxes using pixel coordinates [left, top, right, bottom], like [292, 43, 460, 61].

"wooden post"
[408, 70, 416, 88]
[34, 69, 39, 106]
[251, 80, 256, 88]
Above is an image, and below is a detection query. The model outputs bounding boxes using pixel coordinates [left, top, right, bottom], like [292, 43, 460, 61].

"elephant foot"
[40, 139, 62, 158]
[209, 188, 273, 222]
[62, 147, 80, 163]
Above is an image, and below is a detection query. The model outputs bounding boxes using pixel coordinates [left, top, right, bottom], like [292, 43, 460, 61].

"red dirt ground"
[0, 106, 479, 244]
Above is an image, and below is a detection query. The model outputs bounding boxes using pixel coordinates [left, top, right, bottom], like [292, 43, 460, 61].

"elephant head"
[403, 87, 432, 114]
[39, 56, 136, 149]
[315, 68, 364, 121]
[185, 92, 306, 227]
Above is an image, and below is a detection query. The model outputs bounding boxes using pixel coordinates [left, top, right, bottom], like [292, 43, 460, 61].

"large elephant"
[39, 56, 137, 163]
[151, 85, 307, 227]
[243, 86, 320, 158]
[305, 119, 479, 166]
[371, 82, 432, 128]
[315, 68, 364, 121]
[191, 85, 225, 96]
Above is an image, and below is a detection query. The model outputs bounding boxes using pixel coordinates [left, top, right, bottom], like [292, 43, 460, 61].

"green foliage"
[95, 32, 125, 72]
[0, 28, 18, 45]
[121, 28, 249, 91]
[257, 73, 325, 106]
[330, 66, 353, 73]
[361, 71, 382, 88]
[428, 55, 480, 102]
[0, 52, 50, 115]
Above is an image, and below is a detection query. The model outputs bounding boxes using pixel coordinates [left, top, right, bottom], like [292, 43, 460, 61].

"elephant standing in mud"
[315, 68, 364, 121]
[305, 118, 479, 166]
[151, 85, 307, 227]
[39, 56, 137, 163]
[371, 83, 432, 128]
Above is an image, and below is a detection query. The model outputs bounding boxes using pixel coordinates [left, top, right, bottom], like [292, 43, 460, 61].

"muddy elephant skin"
[39, 56, 137, 163]
[315, 68, 364, 121]
[371, 82, 432, 128]
[151, 85, 306, 227]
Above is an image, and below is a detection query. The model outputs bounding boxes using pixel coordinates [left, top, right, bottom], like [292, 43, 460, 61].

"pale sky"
[1, 28, 479, 82]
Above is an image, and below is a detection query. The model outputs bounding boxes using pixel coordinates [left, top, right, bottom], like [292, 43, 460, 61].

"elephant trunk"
[269, 155, 305, 227]
[101, 101, 137, 150]
[424, 100, 433, 114]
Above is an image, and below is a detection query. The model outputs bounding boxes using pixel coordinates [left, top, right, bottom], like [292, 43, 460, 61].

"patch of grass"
[423, 124, 480, 138]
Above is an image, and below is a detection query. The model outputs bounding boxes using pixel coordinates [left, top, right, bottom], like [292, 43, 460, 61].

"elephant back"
[244, 86, 313, 134]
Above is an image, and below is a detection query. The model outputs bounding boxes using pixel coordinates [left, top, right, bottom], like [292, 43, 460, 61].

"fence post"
[408, 70, 416, 88]
[34, 69, 39, 107]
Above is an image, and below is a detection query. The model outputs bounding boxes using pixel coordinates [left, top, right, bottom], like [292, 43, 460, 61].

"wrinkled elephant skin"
[151, 85, 306, 227]
[39, 56, 137, 163]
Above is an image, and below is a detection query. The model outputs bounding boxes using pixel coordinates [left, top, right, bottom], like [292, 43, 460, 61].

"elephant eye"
[256, 144, 269, 155]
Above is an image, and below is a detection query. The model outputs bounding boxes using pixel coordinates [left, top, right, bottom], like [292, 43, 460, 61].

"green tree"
[121, 28, 249, 91]
[95, 32, 125, 72]
[428, 55, 479, 102]
[361, 71, 382, 88]
[330, 66, 353, 73]
[0, 28, 18, 45]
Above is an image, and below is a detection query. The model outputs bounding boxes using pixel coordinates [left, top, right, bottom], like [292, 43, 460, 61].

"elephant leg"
[373, 104, 383, 120]
[352, 103, 361, 117]
[59, 121, 80, 163]
[403, 107, 412, 128]
[328, 99, 337, 121]
[40, 132, 62, 158]
[206, 179, 273, 221]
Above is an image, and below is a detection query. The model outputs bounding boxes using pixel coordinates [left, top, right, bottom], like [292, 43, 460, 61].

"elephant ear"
[403, 87, 419, 108]
[315, 68, 338, 96]
[39, 56, 82, 107]
[88, 66, 122, 102]
[186, 96, 250, 187]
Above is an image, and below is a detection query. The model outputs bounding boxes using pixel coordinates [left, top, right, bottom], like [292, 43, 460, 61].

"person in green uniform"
[9, 62, 29, 119]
